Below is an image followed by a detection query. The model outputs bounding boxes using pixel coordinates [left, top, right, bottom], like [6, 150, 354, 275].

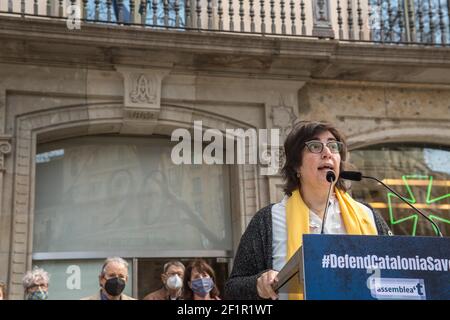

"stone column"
[0, 135, 12, 297]
[312, 0, 335, 38]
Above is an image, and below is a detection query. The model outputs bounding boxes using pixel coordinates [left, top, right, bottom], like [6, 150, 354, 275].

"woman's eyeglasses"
[304, 140, 343, 154]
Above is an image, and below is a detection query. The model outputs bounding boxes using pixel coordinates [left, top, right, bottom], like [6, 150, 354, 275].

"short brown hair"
[281, 121, 348, 196]
[183, 259, 220, 300]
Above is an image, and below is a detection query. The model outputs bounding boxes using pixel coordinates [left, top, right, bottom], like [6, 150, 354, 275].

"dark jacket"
[224, 203, 392, 300]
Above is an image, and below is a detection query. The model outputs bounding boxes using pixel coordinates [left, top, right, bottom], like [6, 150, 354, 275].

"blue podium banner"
[302, 234, 450, 300]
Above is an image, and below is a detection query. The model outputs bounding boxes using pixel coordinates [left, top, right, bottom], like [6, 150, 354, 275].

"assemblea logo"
[368, 277, 426, 300]
[171, 121, 281, 175]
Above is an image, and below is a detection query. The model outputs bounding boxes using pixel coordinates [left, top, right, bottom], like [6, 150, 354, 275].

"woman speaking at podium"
[224, 121, 391, 300]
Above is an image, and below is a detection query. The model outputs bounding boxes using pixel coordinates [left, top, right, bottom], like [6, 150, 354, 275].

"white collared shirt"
[271, 194, 377, 299]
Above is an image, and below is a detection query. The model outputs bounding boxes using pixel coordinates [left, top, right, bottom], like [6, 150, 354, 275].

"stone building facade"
[0, 1, 449, 299]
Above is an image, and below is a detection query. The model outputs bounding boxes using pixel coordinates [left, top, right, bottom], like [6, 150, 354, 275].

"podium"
[275, 234, 450, 300]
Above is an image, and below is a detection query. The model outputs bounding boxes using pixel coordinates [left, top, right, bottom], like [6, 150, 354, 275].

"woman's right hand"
[256, 270, 279, 300]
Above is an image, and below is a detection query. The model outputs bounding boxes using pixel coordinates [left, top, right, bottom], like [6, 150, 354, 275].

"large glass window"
[368, 0, 450, 44]
[86, 0, 186, 26]
[34, 136, 232, 254]
[350, 144, 450, 236]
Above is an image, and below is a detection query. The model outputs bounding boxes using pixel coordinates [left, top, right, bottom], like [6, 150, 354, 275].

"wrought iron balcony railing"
[1, 1, 449, 45]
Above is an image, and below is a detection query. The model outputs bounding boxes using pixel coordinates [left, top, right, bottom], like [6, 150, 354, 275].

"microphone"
[339, 171, 362, 181]
[340, 171, 443, 237]
[326, 171, 337, 183]
[321, 171, 336, 234]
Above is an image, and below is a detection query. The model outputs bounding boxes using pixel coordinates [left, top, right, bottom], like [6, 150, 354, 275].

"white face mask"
[166, 275, 183, 290]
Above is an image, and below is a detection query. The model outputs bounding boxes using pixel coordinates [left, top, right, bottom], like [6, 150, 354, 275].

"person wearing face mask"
[183, 259, 220, 300]
[144, 261, 185, 300]
[22, 267, 50, 300]
[82, 257, 135, 300]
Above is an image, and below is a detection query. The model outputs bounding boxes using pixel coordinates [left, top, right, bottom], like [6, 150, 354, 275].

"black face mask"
[104, 277, 126, 296]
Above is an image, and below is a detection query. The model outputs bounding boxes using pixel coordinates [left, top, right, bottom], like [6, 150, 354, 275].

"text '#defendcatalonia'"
[321, 254, 450, 272]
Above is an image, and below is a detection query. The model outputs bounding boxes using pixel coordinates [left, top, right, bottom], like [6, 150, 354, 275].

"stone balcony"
[0, 6, 450, 86]
[1, 0, 449, 44]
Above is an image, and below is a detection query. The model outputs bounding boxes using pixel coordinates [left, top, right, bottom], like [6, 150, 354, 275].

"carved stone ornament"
[130, 74, 157, 105]
[116, 67, 170, 121]
[270, 102, 297, 141]
[0, 135, 12, 171]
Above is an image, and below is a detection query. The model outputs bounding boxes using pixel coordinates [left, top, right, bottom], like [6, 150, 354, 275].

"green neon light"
[386, 175, 450, 236]
[426, 175, 450, 204]
[387, 192, 418, 236]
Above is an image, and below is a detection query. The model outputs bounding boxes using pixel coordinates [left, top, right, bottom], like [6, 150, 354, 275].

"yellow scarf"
[285, 188, 377, 300]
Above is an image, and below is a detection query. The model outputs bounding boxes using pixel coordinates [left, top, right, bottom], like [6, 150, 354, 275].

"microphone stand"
[274, 171, 336, 291]
[321, 171, 336, 234]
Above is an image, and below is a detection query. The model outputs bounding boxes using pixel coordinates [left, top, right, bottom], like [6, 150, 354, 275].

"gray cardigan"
[224, 203, 392, 300]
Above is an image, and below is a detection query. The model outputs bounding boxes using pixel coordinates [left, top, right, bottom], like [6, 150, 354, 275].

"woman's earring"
[296, 172, 301, 179]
